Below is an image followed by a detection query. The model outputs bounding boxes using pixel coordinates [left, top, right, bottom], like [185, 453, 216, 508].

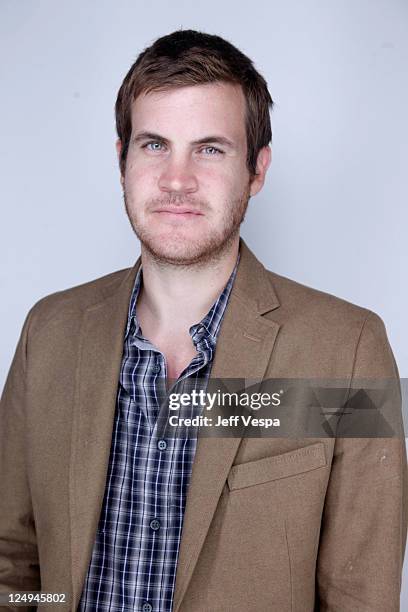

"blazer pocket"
[227, 442, 327, 491]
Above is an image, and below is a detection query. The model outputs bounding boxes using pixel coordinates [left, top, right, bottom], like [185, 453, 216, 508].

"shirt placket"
[132, 334, 215, 611]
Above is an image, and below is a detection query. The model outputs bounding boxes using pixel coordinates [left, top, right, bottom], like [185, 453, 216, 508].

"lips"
[153, 207, 204, 216]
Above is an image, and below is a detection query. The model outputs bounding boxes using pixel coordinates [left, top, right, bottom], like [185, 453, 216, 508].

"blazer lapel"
[69, 260, 141, 608]
[173, 239, 281, 611]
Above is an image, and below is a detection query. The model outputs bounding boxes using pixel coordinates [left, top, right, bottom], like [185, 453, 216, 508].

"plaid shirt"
[78, 256, 238, 612]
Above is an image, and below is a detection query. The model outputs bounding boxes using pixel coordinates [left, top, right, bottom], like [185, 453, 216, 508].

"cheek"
[204, 158, 250, 188]
[124, 162, 157, 194]
[198, 165, 239, 194]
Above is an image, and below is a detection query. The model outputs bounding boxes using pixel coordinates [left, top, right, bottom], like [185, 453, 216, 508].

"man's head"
[115, 29, 273, 266]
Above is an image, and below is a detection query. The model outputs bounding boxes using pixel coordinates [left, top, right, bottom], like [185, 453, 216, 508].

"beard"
[123, 185, 251, 268]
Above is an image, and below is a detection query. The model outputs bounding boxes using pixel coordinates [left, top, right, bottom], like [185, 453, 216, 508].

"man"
[0, 29, 406, 612]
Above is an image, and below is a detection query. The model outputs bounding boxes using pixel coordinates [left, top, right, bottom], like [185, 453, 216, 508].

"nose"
[158, 154, 198, 194]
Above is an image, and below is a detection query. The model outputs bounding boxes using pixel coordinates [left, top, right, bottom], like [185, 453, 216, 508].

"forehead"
[130, 82, 247, 140]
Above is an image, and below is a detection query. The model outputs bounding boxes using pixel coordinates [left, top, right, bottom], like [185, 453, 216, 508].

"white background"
[1, 0, 407, 602]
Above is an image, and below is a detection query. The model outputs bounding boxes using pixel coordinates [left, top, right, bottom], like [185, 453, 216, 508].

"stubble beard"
[123, 185, 251, 268]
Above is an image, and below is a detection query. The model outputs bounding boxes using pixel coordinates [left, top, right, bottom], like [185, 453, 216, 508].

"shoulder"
[265, 268, 386, 335]
[263, 269, 397, 377]
[26, 266, 134, 334]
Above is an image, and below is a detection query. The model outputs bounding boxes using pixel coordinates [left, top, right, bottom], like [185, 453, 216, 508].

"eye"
[201, 146, 223, 156]
[143, 141, 165, 152]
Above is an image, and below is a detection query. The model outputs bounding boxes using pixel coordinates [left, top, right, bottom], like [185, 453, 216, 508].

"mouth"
[153, 208, 204, 218]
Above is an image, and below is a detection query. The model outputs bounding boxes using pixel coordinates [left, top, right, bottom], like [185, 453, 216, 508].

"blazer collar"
[232, 238, 280, 315]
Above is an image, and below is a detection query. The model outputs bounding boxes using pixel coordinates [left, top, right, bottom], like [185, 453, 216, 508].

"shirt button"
[149, 518, 160, 531]
[157, 439, 167, 451]
[142, 603, 153, 612]
[153, 363, 161, 373]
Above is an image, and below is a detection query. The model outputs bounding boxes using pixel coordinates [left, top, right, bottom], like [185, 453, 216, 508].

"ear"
[116, 138, 125, 188]
[249, 146, 272, 196]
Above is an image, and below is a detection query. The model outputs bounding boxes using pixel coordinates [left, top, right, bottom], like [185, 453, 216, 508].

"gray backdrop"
[1, 0, 407, 603]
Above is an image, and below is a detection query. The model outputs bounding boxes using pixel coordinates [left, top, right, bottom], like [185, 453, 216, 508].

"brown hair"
[115, 29, 273, 177]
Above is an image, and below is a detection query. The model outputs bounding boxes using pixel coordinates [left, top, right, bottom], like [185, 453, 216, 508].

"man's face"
[118, 82, 270, 265]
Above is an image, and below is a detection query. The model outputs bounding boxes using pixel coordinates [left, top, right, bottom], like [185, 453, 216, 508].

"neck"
[137, 237, 239, 334]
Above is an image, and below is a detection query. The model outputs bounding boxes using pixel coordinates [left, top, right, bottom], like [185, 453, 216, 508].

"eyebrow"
[131, 131, 236, 149]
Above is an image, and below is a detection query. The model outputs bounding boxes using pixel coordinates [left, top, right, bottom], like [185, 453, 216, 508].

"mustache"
[147, 195, 209, 211]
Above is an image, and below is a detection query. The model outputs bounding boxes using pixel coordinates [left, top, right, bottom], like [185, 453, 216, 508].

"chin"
[139, 228, 239, 267]
[144, 239, 213, 265]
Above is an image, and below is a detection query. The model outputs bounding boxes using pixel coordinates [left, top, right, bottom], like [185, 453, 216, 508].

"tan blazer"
[1, 239, 407, 612]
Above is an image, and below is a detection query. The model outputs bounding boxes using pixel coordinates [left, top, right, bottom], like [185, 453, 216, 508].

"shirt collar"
[125, 253, 240, 345]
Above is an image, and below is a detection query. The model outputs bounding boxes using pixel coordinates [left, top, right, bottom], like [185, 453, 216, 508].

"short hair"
[115, 29, 273, 177]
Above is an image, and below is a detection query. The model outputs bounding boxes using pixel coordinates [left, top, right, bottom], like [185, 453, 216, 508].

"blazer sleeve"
[315, 311, 408, 611]
[0, 307, 41, 606]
